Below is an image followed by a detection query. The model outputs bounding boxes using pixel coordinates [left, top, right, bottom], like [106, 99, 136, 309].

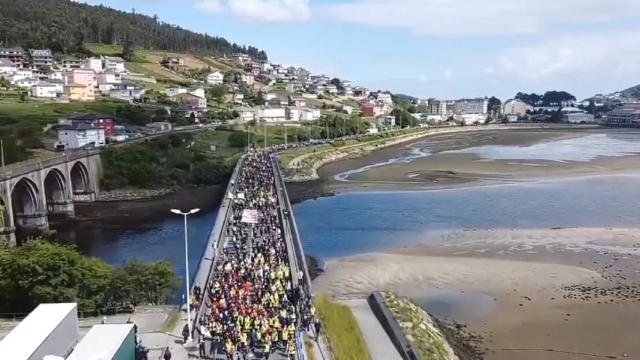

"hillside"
[0, 0, 267, 60]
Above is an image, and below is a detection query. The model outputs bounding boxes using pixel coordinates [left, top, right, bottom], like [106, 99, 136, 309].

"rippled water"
[293, 174, 640, 259]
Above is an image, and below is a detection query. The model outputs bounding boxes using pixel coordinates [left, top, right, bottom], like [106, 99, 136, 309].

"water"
[406, 288, 498, 324]
[293, 174, 640, 259]
[58, 209, 218, 303]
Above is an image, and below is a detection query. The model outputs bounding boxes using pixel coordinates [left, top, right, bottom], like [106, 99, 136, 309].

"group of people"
[193, 150, 318, 360]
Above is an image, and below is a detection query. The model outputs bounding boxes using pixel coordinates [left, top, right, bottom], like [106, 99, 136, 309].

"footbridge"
[191, 151, 315, 360]
[0, 149, 102, 245]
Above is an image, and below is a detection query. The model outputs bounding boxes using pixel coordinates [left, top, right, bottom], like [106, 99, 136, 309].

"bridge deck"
[189, 151, 314, 360]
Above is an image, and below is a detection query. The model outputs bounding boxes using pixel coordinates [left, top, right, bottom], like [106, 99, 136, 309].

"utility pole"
[342, 118, 346, 138]
[264, 123, 267, 148]
[1, 139, 4, 175]
[307, 121, 311, 142]
[284, 124, 287, 146]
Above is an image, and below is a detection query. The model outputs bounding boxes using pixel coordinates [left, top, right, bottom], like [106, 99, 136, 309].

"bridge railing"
[0, 148, 100, 180]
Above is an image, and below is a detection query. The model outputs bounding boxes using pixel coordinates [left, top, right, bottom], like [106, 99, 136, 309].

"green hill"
[0, 0, 267, 60]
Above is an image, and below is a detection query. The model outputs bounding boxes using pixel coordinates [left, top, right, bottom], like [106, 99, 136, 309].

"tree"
[122, 39, 134, 61]
[228, 131, 249, 148]
[206, 85, 227, 102]
[487, 96, 502, 118]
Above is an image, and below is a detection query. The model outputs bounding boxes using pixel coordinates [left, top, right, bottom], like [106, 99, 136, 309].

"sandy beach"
[313, 228, 640, 359]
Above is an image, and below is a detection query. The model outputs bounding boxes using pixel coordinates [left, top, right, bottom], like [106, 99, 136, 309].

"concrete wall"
[368, 292, 421, 360]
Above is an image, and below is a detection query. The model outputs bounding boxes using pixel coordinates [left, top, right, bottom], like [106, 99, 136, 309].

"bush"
[228, 131, 248, 148]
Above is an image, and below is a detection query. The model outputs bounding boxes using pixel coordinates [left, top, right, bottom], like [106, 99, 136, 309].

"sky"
[88, 0, 640, 100]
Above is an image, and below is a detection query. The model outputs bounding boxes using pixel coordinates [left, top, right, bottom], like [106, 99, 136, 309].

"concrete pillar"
[15, 212, 48, 232]
[1, 182, 15, 246]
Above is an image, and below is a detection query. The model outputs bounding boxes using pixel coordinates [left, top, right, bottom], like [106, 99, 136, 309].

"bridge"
[0, 150, 102, 245]
[189, 150, 316, 360]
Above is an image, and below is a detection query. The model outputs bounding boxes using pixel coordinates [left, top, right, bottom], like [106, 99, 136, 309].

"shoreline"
[313, 227, 640, 359]
[282, 124, 568, 183]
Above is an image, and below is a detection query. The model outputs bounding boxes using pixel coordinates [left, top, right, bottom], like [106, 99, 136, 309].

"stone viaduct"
[0, 150, 102, 245]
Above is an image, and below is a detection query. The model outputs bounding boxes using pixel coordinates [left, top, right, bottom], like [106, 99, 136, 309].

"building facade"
[29, 49, 53, 68]
[57, 124, 106, 149]
[502, 99, 532, 116]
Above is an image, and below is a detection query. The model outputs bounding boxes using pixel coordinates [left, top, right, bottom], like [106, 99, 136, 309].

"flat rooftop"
[0, 303, 77, 359]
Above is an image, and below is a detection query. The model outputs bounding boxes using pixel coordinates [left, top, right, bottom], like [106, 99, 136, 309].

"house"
[207, 71, 224, 85]
[83, 57, 103, 73]
[109, 84, 145, 102]
[29, 49, 53, 68]
[454, 98, 489, 115]
[264, 93, 277, 101]
[62, 58, 83, 70]
[14, 77, 38, 88]
[289, 96, 306, 107]
[604, 104, 640, 126]
[108, 125, 130, 143]
[362, 103, 383, 117]
[267, 96, 287, 107]
[325, 85, 338, 95]
[339, 104, 354, 114]
[564, 112, 595, 124]
[161, 57, 184, 71]
[240, 74, 254, 86]
[0, 47, 25, 68]
[175, 106, 207, 121]
[104, 56, 126, 73]
[299, 107, 321, 121]
[234, 106, 255, 122]
[352, 86, 369, 99]
[48, 71, 63, 81]
[165, 86, 188, 98]
[367, 122, 379, 134]
[64, 69, 96, 95]
[502, 99, 532, 116]
[455, 113, 487, 125]
[231, 53, 252, 66]
[96, 72, 122, 94]
[287, 82, 303, 93]
[61, 114, 115, 136]
[244, 62, 262, 76]
[374, 92, 393, 105]
[57, 123, 105, 149]
[286, 107, 301, 121]
[172, 93, 207, 109]
[256, 107, 286, 122]
[31, 81, 63, 98]
[0, 58, 16, 74]
[376, 115, 396, 129]
[145, 122, 172, 133]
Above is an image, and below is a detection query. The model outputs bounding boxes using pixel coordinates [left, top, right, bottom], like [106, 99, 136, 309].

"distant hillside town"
[1, 44, 639, 153]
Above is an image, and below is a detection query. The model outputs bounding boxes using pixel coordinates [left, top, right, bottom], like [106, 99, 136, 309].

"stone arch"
[11, 177, 47, 240]
[44, 168, 74, 217]
[70, 161, 90, 194]
[11, 178, 40, 217]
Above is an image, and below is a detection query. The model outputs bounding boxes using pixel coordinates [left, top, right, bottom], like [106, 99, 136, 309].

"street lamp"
[170, 208, 200, 344]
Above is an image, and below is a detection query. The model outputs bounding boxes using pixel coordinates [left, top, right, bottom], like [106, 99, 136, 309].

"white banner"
[241, 209, 259, 224]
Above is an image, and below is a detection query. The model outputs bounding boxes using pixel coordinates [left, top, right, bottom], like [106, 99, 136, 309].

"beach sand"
[313, 228, 640, 359]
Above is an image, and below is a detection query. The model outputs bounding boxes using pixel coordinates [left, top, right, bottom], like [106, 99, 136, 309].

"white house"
[300, 107, 321, 121]
[375, 92, 394, 105]
[339, 104, 354, 114]
[110, 84, 145, 101]
[14, 78, 38, 88]
[376, 115, 396, 129]
[0, 58, 16, 74]
[104, 56, 126, 73]
[9, 69, 33, 83]
[502, 99, 532, 116]
[207, 71, 224, 85]
[83, 58, 103, 73]
[286, 107, 301, 121]
[31, 82, 61, 98]
[256, 107, 286, 122]
[240, 74, 254, 86]
[456, 113, 487, 125]
[234, 106, 255, 122]
[48, 71, 63, 81]
[165, 86, 188, 98]
[57, 124, 106, 149]
[233, 93, 245, 104]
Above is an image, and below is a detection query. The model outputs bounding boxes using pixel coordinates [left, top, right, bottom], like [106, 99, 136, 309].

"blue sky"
[93, 0, 640, 100]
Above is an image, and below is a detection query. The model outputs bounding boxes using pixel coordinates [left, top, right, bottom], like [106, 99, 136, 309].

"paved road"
[344, 299, 402, 360]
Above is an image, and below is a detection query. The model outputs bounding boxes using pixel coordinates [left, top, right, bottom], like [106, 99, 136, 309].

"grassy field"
[85, 43, 123, 56]
[0, 99, 127, 124]
[192, 129, 245, 161]
[315, 295, 372, 360]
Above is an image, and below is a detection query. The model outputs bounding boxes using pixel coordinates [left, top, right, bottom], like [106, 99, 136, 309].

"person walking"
[314, 319, 321, 341]
[182, 324, 190, 344]
[198, 338, 206, 358]
[163, 347, 172, 360]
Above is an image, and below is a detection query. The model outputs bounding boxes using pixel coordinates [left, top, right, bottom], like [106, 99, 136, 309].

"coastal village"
[2, 1, 640, 360]
[1, 46, 639, 152]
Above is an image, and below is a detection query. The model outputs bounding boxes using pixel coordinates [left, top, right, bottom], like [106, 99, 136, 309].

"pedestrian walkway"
[344, 299, 402, 360]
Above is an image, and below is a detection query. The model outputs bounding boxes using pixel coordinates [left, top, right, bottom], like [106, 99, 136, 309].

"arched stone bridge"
[0, 150, 102, 245]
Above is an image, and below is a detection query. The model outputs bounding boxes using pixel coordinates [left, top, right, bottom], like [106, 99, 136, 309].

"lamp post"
[170, 208, 200, 344]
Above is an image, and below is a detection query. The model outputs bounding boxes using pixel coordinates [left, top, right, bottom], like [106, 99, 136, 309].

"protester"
[190, 149, 319, 359]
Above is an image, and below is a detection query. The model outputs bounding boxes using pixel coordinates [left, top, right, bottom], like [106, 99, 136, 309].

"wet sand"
[315, 128, 640, 193]
[303, 128, 640, 359]
[313, 228, 640, 359]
